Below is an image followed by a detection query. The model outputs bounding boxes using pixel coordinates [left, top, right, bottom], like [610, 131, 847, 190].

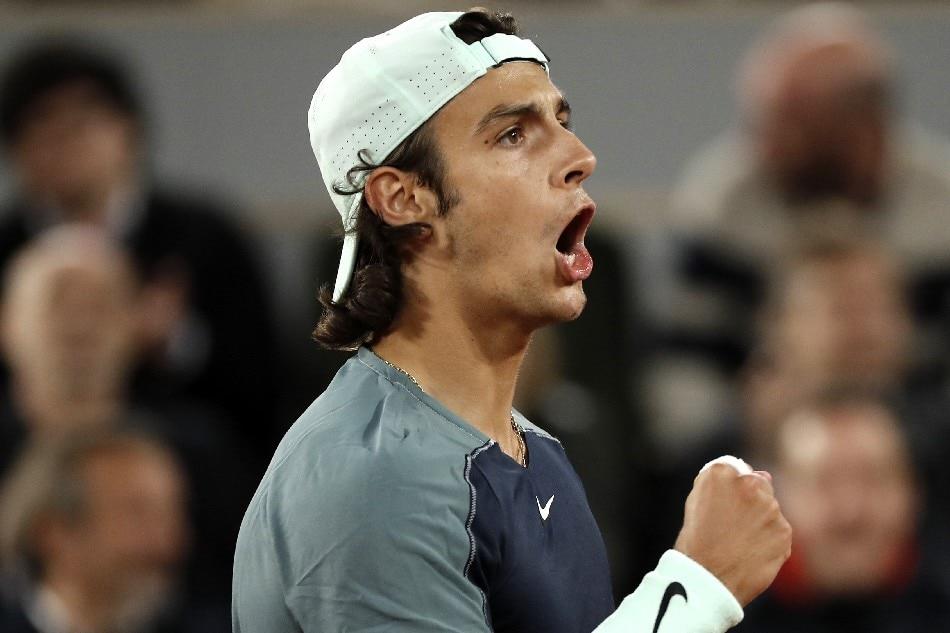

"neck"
[372, 295, 532, 453]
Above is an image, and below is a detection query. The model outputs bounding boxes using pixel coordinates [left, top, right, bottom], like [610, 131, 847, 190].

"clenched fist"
[674, 462, 793, 607]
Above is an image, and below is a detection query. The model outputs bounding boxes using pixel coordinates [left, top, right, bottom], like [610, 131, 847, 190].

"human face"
[61, 448, 188, 626]
[758, 44, 889, 205]
[779, 251, 910, 390]
[4, 254, 136, 411]
[426, 62, 596, 329]
[778, 405, 918, 594]
[12, 80, 137, 211]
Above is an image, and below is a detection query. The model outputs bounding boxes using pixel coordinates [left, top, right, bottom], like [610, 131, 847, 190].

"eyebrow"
[474, 96, 572, 136]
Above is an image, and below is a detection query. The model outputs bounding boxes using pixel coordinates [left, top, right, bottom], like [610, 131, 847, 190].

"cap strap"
[468, 33, 549, 69]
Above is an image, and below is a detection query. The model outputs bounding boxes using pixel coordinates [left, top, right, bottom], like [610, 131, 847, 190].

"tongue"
[558, 242, 593, 282]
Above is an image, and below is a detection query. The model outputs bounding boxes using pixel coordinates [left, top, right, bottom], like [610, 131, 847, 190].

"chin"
[549, 286, 588, 323]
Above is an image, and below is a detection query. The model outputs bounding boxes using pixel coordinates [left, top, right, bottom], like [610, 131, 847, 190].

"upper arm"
[241, 445, 491, 633]
[284, 501, 490, 632]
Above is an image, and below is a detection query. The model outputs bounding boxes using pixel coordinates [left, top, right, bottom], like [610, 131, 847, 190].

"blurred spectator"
[0, 226, 137, 457]
[746, 237, 917, 454]
[644, 236, 929, 578]
[0, 37, 280, 458]
[738, 389, 950, 632]
[0, 429, 226, 633]
[648, 2, 950, 454]
[0, 225, 250, 608]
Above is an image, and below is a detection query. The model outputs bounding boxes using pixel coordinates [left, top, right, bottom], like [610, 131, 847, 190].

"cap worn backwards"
[307, 11, 549, 303]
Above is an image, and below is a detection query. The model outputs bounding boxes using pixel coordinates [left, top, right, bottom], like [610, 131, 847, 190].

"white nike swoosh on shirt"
[536, 494, 554, 521]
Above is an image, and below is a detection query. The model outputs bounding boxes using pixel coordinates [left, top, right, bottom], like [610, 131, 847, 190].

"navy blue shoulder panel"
[465, 431, 615, 633]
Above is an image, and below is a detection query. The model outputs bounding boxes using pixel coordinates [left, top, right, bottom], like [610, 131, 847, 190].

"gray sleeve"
[234, 445, 490, 633]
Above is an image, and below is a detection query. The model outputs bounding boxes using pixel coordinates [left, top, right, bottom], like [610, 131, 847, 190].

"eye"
[559, 118, 573, 132]
[498, 126, 524, 146]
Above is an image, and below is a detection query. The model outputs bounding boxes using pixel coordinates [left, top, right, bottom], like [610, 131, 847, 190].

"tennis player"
[232, 9, 791, 632]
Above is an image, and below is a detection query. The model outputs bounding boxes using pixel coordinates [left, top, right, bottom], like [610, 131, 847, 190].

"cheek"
[874, 483, 916, 534]
[70, 521, 119, 571]
[452, 151, 546, 214]
[783, 484, 824, 535]
[71, 126, 127, 177]
[449, 209, 530, 266]
[14, 143, 61, 189]
[11, 319, 55, 369]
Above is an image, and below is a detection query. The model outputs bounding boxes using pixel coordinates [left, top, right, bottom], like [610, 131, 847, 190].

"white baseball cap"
[308, 11, 549, 302]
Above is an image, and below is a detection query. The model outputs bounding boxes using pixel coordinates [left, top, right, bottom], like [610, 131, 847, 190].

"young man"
[233, 10, 791, 632]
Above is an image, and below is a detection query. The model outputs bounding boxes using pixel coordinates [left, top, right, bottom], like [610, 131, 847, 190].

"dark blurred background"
[1, 2, 950, 632]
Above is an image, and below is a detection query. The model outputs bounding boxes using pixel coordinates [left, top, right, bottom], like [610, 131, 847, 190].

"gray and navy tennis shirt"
[234, 347, 746, 632]
[232, 346, 615, 632]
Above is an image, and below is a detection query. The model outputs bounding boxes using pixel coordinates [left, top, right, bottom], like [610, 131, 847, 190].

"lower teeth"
[566, 252, 576, 266]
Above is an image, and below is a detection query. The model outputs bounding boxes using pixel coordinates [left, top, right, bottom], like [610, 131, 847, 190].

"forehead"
[25, 79, 120, 121]
[16, 257, 126, 308]
[430, 62, 562, 137]
[83, 447, 183, 498]
[781, 405, 905, 470]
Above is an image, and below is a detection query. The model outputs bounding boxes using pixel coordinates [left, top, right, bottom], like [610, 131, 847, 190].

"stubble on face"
[420, 63, 595, 332]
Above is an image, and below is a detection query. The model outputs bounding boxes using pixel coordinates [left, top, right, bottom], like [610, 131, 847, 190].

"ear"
[363, 167, 439, 228]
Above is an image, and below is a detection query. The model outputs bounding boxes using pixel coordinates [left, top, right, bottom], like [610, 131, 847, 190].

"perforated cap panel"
[307, 11, 549, 301]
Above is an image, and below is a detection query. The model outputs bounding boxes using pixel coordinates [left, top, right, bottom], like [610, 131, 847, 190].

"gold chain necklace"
[511, 416, 527, 468]
[380, 356, 526, 467]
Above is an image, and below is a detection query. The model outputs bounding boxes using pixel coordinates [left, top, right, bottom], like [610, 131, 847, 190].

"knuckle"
[738, 475, 759, 493]
[700, 463, 732, 482]
[774, 517, 794, 545]
[769, 499, 783, 518]
[739, 476, 770, 502]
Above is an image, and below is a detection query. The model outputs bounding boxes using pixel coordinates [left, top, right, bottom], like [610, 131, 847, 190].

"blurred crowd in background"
[0, 2, 949, 632]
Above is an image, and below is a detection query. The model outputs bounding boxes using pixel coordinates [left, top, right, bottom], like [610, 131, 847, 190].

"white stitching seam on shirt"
[357, 356, 487, 443]
[360, 357, 565, 449]
[464, 441, 495, 632]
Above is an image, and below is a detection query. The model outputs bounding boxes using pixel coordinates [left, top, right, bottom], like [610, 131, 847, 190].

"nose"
[554, 130, 597, 188]
[828, 478, 867, 529]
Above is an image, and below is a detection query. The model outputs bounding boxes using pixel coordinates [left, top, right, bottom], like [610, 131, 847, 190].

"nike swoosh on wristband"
[653, 581, 688, 633]
[536, 494, 554, 521]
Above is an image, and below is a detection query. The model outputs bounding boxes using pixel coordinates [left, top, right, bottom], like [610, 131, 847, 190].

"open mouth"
[556, 205, 594, 254]
[555, 204, 595, 282]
